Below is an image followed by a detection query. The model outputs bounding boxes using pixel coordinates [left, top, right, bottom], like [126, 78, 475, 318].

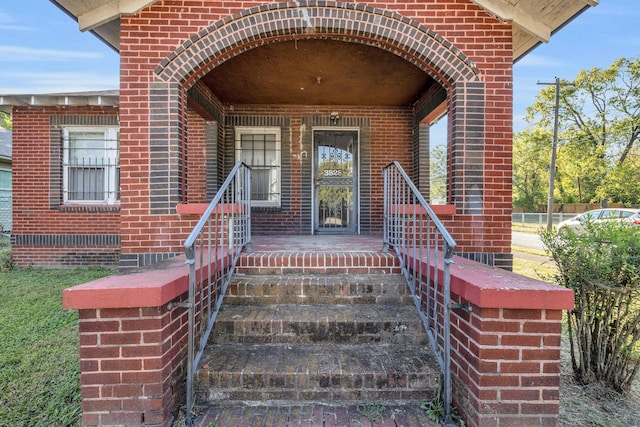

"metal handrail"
[382, 160, 457, 423]
[181, 161, 251, 427]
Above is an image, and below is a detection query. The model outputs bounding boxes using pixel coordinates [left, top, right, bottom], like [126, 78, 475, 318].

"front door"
[313, 129, 358, 234]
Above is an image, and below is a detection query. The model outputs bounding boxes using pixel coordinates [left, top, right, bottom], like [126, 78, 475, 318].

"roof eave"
[49, 0, 120, 52]
[0, 91, 120, 114]
[514, 3, 595, 64]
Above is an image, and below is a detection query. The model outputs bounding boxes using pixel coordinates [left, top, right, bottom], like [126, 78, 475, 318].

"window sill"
[60, 204, 120, 213]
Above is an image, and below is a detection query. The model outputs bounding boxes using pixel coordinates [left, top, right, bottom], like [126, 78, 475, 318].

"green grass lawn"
[0, 250, 113, 427]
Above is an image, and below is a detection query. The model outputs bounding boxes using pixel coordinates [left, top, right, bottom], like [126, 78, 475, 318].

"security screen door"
[313, 130, 358, 234]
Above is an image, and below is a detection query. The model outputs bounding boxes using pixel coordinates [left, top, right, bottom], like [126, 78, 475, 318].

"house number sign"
[323, 169, 343, 177]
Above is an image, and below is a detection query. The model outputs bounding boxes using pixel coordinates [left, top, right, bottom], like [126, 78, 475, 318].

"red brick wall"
[185, 109, 208, 204]
[405, 254, 572, 427]
[10, 1, 514, 268]
[451, 304, 564, 426]
[116, 0, 513, 266]
[11, 107, 121, 267]
[76, 302, 187, 427]
[221, 105, 414, 234]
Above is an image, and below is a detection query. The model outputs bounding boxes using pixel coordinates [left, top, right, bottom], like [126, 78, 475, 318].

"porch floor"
[248, 234, 385, 253]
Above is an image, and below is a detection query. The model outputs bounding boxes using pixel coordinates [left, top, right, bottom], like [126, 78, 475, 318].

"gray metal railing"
[180, 162, 252, 427]
[382, 161, 457, 423]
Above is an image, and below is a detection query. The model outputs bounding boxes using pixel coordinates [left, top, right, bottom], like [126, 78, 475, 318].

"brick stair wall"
[62, 245, 573, 427]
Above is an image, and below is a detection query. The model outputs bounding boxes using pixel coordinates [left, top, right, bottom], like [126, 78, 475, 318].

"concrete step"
[194, 401, 440, 426]
[195, 343, 439, 404]
[226, 273, 412, 305]
[211, 303, 428, 345]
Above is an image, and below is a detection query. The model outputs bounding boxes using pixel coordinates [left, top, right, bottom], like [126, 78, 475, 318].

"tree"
[429, 144, 447, 203]
[0, 112, 11, 130]
[525, 57, 640, 206]
[512, 128, 552, 210]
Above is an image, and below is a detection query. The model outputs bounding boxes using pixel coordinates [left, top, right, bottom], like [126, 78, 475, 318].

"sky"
[0, 1, 638, 134]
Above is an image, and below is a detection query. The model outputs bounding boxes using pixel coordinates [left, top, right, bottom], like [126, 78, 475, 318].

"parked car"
[557, 208, 640, 232]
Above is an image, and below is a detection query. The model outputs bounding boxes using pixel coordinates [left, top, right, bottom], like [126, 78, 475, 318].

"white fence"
[512, 212, 575, 227]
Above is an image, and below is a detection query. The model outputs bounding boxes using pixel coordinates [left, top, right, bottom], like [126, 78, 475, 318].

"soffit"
[471, 0, 599, 60]
[201, 40, 435, 107]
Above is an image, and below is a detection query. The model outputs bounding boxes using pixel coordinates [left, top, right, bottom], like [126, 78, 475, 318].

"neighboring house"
[0, 129, 11, 234]
[0, 0, 596, 270]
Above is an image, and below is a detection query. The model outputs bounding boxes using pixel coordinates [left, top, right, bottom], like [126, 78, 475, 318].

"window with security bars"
[235, 127, 281, 207]
[63, 128, 120, 205]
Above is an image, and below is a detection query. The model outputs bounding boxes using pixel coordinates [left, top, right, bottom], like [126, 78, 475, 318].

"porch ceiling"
[201, 40, 435, 107]
[50, 0, 598, 61]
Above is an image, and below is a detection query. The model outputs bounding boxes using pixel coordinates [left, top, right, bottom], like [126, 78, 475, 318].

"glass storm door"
[314, 130, 358, 233]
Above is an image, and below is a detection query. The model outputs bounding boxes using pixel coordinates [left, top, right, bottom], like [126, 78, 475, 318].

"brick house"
[0, 1, 593, 426]
[1, 0, 596, 271]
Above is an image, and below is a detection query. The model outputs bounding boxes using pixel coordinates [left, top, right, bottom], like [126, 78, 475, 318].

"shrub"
[0, 235, 11, 271]
[541, 220, 640, 393]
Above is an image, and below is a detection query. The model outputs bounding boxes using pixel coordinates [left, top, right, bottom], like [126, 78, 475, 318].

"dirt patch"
[558, 335, 640, 427]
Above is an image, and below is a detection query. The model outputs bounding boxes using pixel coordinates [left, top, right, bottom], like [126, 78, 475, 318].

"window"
[63, 128, 119, 205]
[0, 166, 11, 197]
[235, 127, 281, 207]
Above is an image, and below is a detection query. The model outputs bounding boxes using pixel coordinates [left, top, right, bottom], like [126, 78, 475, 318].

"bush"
[0, 235, 12, 271]
[541, 221, 640, 393]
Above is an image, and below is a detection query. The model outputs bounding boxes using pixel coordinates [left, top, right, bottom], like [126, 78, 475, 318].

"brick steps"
[235, 251, 401, 275]
[194, 401, 440, 426]
[195, 343, 439, 402]
[227, 273, 412, 305]
[194, 249, 439, 426]
[211, 303, 428, 345]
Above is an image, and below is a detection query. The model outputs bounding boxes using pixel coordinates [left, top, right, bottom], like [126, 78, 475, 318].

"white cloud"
[0, 45, 103, 61]
[515, 54, 565, 68]
[0, 23, 33, 31]
[0, 70, 118, 94]
[0, 11, 33, 31]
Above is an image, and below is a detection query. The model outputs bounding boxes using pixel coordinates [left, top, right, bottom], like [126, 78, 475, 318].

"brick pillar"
[76, 305, 187, 426]
[451, 304, 564, 426]
[63, 258, 190, 426]
[407, 255, 573, 427]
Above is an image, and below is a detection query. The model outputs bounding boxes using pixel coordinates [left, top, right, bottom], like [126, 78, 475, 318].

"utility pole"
[537, 77, 572, 230]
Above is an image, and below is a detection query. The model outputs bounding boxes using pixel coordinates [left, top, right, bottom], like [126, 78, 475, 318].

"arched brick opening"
[150, 1, 484, 216]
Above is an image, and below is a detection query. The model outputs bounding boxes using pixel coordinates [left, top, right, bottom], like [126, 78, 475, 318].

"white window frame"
[235, 127, 281, 208]
[62, 127, 120, 205]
